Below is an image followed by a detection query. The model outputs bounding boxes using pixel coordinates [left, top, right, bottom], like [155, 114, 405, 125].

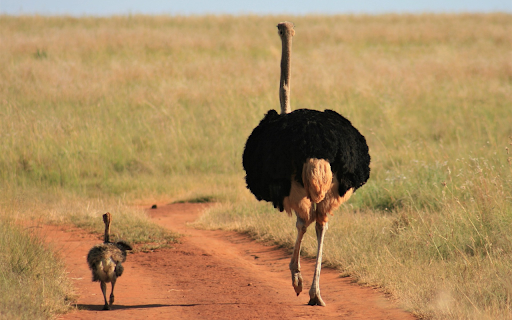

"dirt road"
[42, 203, 415, 319]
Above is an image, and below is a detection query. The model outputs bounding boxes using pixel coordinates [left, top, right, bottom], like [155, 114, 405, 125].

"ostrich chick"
[86, 212, 132, 310]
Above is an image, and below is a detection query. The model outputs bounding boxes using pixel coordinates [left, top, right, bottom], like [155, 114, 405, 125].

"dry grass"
[0, 217, 74, 319]
[1, 14, 511, 319]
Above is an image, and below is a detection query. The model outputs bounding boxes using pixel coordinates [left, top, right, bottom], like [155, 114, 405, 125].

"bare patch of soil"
[39, 203, 415, 319]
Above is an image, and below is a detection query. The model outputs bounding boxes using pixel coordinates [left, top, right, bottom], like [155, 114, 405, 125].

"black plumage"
[243, 108, 370, 212]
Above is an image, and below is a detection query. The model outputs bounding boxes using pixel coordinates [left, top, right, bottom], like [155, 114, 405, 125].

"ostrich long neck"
[104, 221, 110, 243]
[103, 213, 111, 243]
[279, 34, 292, 114]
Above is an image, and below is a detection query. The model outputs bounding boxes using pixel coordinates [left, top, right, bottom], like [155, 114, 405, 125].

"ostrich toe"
[308, 290, 326, 306]
[292, 272, 303, 296]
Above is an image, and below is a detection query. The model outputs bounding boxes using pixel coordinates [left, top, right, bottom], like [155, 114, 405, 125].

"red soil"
[38, 203, 416, 319]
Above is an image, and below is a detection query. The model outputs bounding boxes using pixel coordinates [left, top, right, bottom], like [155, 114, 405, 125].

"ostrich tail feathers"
[302, 158, 332, 203]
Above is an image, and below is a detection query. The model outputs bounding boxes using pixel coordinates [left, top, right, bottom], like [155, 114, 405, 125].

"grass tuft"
[0, 218, 74, 318]
[173, 195, 216, 204]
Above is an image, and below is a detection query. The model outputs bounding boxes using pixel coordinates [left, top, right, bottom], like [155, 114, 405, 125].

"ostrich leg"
[308, 220, 328, 306]
[290, 216, 307, 296]
[109, 277, 116, 307]
[100, 281, 110, 310]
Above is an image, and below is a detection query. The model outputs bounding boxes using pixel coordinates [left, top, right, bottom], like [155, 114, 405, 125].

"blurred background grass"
[1, 14, 511, 318]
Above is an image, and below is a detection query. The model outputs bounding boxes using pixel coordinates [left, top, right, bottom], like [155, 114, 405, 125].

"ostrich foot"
[109, 294, 115, 307]
[103, 304, 111, 310]
[292, 272, 303, 296]
[308, 292, 326, 306]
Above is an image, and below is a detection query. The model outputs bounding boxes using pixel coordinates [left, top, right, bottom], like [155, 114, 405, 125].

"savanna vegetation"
[1, 14, 511, 319]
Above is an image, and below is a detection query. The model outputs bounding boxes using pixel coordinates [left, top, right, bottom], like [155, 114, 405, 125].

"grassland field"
[1, 14, 511, 319]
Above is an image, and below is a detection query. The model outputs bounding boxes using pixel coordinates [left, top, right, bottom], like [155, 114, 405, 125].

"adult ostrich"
[87, 212, 132, 310]
[242, 22, 370, 306]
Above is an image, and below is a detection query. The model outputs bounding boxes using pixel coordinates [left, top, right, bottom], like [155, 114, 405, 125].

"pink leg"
[308, 220, 327, 306]
[290, 216, 307, 296]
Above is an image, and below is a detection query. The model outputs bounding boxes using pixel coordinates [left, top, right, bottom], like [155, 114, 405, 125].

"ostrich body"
[87, 212, 132, 310]
[242, 22, 370, 306]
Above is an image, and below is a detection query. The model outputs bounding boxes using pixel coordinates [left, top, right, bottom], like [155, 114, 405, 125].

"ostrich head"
[277, 21, 295, 38]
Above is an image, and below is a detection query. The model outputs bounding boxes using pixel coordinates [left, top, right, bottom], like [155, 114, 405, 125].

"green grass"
[1, 13, 512, 319]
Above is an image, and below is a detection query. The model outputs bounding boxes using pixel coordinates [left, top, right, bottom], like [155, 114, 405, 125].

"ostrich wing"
[243, 110, 294, 211]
